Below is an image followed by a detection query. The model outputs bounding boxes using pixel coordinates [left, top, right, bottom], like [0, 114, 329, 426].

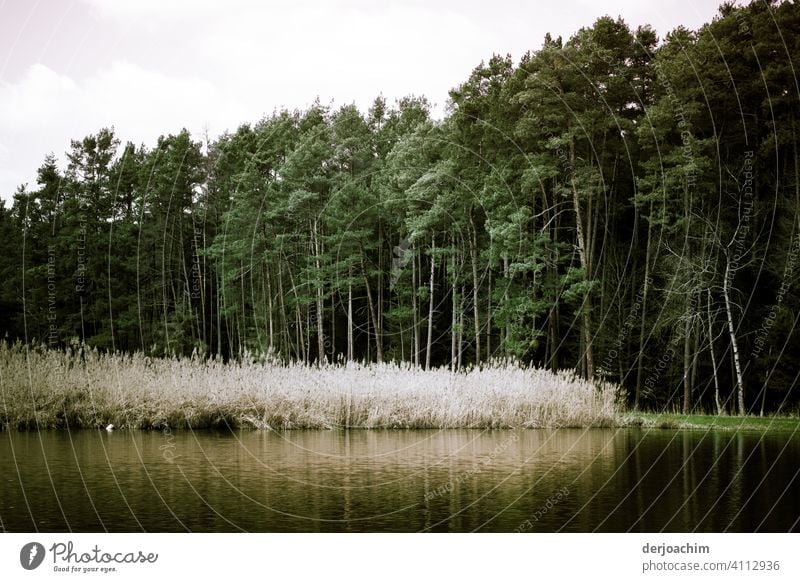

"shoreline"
[621, 413, 800, 432]
[3, 414, 798, 433]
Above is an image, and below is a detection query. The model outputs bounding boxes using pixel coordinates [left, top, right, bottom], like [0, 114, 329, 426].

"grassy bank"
[0, 344, 620, 430]
[623, 413, 800, 432]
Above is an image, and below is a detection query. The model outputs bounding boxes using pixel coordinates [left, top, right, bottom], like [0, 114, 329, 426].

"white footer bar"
[1, 533, 795, 581]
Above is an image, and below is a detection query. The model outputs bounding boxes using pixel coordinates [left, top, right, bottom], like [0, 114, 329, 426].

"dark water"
[1, 428, 798, 532]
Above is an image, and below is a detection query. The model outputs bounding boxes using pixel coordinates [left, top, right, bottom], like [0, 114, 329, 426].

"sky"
[0, 0, 726, 203]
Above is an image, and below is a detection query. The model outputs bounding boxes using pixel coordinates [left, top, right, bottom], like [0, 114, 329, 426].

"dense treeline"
[2, 1, 799, 414]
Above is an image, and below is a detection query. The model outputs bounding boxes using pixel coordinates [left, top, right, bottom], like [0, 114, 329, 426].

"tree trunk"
[503, 255, 510, 357]
[305, 306, 311, 364]
[239, 258, 246, 355]
[723, 258, 745, 415]
[377, 221, 384, 357]
[216, 271, 222, 356]
[470, 214, 481, 365]
[330, 291, 336, 361]
[425, 236, 435, 370]
[458, 283, 465, 369]
[682, 310, 692, 415]
[286, 263, 305, 361]
[184, 245, 197, 343]
[313, 219, 325, 364]
[200, 225, 207, 351]
[451, 233, 457, 370]
[451, 280, 457, 370]
[266, 267, 274, 352]
[707, 289, 723, 415]
[634, 200, 654, 410]
[278, 265, 289, 357]
[691, 318, 699, 408]
[486, 256, 492, 361]
[760, 346, 772, 417]
[361, 256, 383, 363]
[549, 301, 559, 373]
[412, 245, 419, 367]
[347, 277, 354, 362]
[548, 221, 560, 373]
[569, 141, 593, 379]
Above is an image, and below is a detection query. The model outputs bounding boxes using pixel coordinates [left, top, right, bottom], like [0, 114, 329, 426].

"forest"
[1, 0, 798, 416]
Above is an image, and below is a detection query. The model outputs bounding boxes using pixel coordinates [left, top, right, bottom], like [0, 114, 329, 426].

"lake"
[1, 428, 797, 532]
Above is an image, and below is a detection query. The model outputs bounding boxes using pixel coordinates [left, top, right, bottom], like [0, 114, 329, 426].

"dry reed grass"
[0, 343, 622, 430]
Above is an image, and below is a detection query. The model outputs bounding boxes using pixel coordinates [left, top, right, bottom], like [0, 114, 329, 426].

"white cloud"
[0, 61, 245, 199]
[0, 64, 77, 132]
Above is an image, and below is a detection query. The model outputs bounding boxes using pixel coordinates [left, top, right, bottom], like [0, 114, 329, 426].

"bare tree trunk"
[306, 307, 311, 363]
[691, 319, 699, 407]
[216, 271, 222, 356]
[181, 229, 196, 345]
[278, 265, 289, 357]
[296, 307, 304, 361]
[377, 221, 384, 357]
[313, 219, 325, 364]
[486, 258, 492, 361]
[239, 258, 246, 355]
[470, 214, 481, 365]
[425, 236, 435, 370]
[635, 201, 654, 410]
[707, 290, 723, 415]
[760, 346, 772, 417]
[451, 233, 457, 370]
[347, 277, 354, 362]
[266, 267, 274, 352]
[330, 291, 336, 361]
[286, 263, 305, 361]
[457, 283, 465, 369]
[413, 248, 420, 367]
[451, 283, 457, 370]
[724, 258, 745, 415]
[549, 302, 559, 373]
[365, 307, 370, 362]
[548, 226, 560, 373]
[570, 141, 593, 380]
[361, 256, 383, 363]
[682, 310, 692, 415]
[503, 255, 510, 357]
[199, 224, 207, 351]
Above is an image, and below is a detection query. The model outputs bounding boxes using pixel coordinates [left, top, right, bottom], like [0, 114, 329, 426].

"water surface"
[1, 428, 797, 532]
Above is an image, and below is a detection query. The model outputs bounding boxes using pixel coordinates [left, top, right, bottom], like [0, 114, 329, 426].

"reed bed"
[0, 343, 622, 430]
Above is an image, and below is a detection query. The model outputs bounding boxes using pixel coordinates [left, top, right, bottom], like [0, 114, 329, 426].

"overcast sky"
[0, 0, 726, 202]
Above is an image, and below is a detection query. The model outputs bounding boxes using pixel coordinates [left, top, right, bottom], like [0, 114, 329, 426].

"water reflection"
[0, 428, 797, 532]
